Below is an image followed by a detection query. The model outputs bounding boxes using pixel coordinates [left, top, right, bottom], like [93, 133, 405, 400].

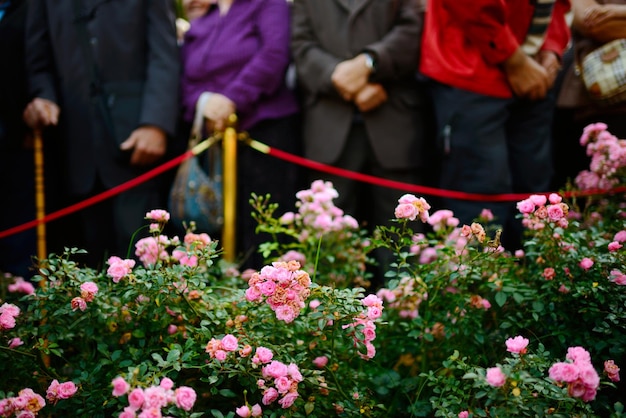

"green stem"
[0, 345, 37, 358]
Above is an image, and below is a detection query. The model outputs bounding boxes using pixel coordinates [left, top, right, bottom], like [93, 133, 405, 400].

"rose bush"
[0, 124, 625, 417]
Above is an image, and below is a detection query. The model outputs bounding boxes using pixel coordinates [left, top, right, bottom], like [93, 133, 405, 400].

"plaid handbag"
[578, 38, 626, 105]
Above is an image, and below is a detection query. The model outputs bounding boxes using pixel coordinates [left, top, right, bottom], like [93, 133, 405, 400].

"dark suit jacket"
[291, 0, 426, 170]
[0, 0, 28, 151]
[25, 0, 180, 194]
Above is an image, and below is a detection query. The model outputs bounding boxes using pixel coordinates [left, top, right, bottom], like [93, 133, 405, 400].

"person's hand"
[503, 48, 550, 101]
[202, 93, 236, 132]
[120, 125, 167, 166]
[584, 4, 626, 27]
[354, 83, 387, 112]
[536, 50, 561, 88]
[22, 98, 60, 129]
[331, 54, 372, 101]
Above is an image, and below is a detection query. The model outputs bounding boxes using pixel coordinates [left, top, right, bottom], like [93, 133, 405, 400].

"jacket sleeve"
[440, 0, 519, 65]
[290, 0, 343, 96]
[361, 0, 422, 80]
[25, 0, 57, 103]
[220, 0, 292, 115]
[139, 0, 180, 137]
[541, 0, 571, 58]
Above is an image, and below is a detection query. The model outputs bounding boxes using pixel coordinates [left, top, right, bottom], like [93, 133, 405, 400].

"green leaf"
[218, 389, 237, 398]
[166, 349, 181, 363]
[495, 291, 507, 307]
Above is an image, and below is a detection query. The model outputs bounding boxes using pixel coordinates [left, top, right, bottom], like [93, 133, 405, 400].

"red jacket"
[419, 0, 571, 98]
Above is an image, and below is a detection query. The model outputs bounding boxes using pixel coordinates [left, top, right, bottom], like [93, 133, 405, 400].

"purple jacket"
[180, 0, 298, 131]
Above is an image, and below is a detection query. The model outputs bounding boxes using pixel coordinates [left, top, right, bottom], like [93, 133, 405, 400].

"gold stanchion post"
[222, 114, 238, 262]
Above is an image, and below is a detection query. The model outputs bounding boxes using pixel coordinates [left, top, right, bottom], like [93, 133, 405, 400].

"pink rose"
[549, 362, 579, 383]
[614, 230, 626, 242]
[547, 204, 564, 221]
[137, 406, 162, 418]
[312, 356, 328, 369]
[548, 193, 562, 204]
[578, 364, 600, 388]
[239, 344, 253, 357]
[143, 386, 168, 409]
[251, 403, 262, 417]
[263, 361, 288, 379]
[71, 297, 87, 311]
[0, 303, 20, 317]
[567, 346, 591, 364]
[479, 208, 494, 221]
[0, 312, 16, 330]
[529, 194, 547, 206]
[80, 282, 98, 302]
[610, 269, 626, 285]
[221, 334, 239, 352]
[236, 405, 251, 417]
[394, 203, 419, 221]
[579, 257, 594, 270]
[308, 299, 321, 309]
[262, 387, 279, 405]
[145, 209, 170, 222]
[458, 412, 469, 418]
[287, 363, 303, 382]
[175, 386, 197, 411]
[278, 391, 299, 409]
[516, 199, 535, 214]
[542, 267, 556, 280]
[8, 277, 35, 295]
[111, 377, 130, 397]
[274, 376, 292, 393]
[253, 347, 273, 364]
[107, 257, 136, 283]
[604, 360, 621, 382]
[485, 367, 506, 387]
[8, 337, 23, 349]
[159, 377, 174, 391]
[505, 336, 529, 354]
[119, 407, 137, 418]
[46, 379, 60, 401]
[608, 241, 623, 252]
[128, 388, 145, 409]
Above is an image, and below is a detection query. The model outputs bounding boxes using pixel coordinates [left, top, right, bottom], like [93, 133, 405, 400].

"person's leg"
[237, 115, 303, 270]
[504, 95, 556, 249]
[309, 121, 369, 221]
[429, 82, 513, 228]
[74, 178, 116, 270]
[0, 148, 37, 279]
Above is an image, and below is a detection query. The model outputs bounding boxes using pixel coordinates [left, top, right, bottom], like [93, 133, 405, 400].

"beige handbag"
[577, 38, 626, 105]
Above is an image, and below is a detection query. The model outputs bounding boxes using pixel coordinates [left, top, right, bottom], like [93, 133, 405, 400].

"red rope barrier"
[1, 134, 625, 240]
[0, 150, 194, 240]
[246, 139, 626, 201]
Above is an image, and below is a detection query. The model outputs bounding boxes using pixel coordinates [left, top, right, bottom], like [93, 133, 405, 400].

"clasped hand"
[331, 54, 387, 112]
[504, 48, 560, 101]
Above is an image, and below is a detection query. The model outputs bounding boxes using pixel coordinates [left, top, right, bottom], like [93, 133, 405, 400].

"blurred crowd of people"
[1, 0, 625, 281]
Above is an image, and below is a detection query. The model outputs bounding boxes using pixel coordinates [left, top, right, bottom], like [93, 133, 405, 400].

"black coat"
[25, 0, 181, 194]
[0, 0, 28, 151]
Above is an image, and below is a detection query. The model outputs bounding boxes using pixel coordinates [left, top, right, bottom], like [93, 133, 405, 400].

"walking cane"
[34, 128, 51, 368]
[33, 128, 47, 264]
[222, 114, 238, 262]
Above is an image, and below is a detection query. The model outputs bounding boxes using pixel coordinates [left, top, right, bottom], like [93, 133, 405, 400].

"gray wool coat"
[290, 0, 426, 170]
